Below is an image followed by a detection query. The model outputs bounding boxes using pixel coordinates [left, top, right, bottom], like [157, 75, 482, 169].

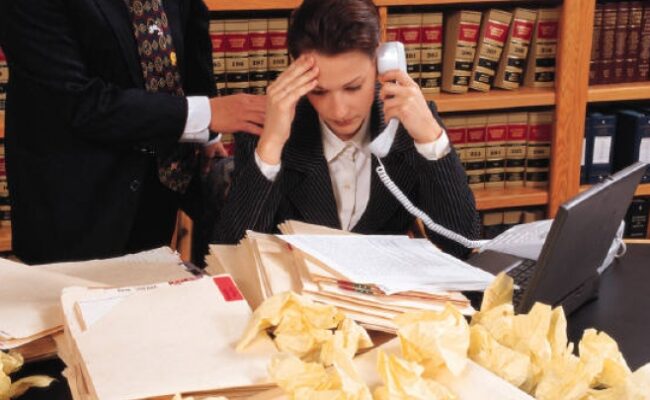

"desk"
[15, 244, 650, 400]
[568, 242, 650, 370]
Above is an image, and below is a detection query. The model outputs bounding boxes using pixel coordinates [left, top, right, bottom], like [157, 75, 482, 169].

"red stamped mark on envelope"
[213, 276, 244, 302]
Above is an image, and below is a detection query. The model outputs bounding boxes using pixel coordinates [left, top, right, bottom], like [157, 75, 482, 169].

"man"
[0, 0, 265, 263]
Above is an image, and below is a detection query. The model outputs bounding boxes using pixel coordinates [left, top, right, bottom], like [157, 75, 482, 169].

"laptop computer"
[469, 162, 647, 315]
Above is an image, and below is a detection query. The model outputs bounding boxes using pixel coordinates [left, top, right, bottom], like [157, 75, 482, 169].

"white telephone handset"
[369, 42, 407, 157]
[370, 42, 487, 250]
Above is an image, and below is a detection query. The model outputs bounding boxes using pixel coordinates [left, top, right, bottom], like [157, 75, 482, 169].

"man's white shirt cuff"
[414, 129, 452, 160]
[180, 96, 211, 143]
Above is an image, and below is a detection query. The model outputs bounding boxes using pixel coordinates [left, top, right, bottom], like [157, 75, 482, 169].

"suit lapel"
[93, 0, 144, 87]
[283, 100, 341, 229]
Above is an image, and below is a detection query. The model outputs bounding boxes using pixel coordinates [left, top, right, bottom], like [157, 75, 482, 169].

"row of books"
[580, 105, 650, 185]
[480, 206, 545, 239]
[210, 17, 289, 97]
[590, 1, 650, 85]
[387, 7, 558, 94]
[442, 110, 553, 190]
[207, 6, 559, 98]
[624, 197, 649, 238]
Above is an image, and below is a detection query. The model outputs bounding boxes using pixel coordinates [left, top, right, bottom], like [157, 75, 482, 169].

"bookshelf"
[431, 87, 555, 113]
[205, 0, 544, 10]
[635, 184, 650, 198]
[474, 187, 548, 210]
[588, 82, 650, 103]
[581, 183, 650, 198]
[0, 227, 10, 252]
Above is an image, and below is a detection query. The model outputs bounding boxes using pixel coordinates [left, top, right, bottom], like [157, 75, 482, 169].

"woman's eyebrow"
[314, 75, 364, 91]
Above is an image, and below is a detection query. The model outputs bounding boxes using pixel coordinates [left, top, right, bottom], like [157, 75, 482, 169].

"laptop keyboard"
[507, 259, 537, 307]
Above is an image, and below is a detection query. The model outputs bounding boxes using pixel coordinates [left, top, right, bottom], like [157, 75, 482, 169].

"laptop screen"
[519, 162, 647, 312]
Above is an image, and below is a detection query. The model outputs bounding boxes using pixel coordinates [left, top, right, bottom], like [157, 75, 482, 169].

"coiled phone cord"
[374, 156, 489, 249]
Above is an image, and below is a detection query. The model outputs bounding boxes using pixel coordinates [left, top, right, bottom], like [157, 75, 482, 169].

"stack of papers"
[206, 221, 494, 333]
[57, 275, 276, 399]
[0, 247, 195, 361]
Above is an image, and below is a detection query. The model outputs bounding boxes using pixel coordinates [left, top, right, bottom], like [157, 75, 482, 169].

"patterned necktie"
[125, 0, 199, 193]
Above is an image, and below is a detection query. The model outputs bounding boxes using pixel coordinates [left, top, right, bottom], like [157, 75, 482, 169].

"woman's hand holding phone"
[379, 70, 442, 144]
[256, 56, 319, 165]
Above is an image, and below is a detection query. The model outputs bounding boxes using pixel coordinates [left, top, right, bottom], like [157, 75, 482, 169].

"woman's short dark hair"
[288, 0, 380, 60]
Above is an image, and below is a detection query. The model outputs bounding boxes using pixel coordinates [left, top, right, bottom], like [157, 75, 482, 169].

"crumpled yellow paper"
[237, 292, 347, 360]
[586, 363, 650, 400]
[269, 352, 372, 400]
[467, 272, 650, 399]
[394, 304, 469, 376]
[468, 324, 529, 387]
[0, 351, 54, 400]
[373, 350, 455, 400]
[579, 329, 631, 389]
[320, 318, 373, 366]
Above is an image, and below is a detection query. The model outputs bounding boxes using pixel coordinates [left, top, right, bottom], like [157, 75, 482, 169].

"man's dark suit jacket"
[215, 95, 480, 259]
[0, 0, 215, 263]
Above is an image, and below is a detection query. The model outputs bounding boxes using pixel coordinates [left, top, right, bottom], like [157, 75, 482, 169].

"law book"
[441, 10, 482, 93]
[385, 14, 400, 42]
[0, 46, 7, 84]
[209, 19, 227, 96]
[523, 7, 560, 88]
[469, 9, 512, 92]
[248, 19, 269, 95]
[612, 1, 631, 83]
[399, 13, 422, 86]
[639, 3, 650, 81]
[613, 109, 650, 183]
[224, 19, 250, 95]
[589, 3, 604, 85]
[444, 115, 468, 168]
[502, 209, 524, 232]
[599, 2, 618, 84]
[525, 111, 553, 188]
[481, 211, 504, 239]
[267, 18, 289, 83]
[625, 1, 644, 82]
[587, 111, 617, 183]
[505, 112, 528, 188]
[581, 116, 593, 185]
[493, 8, 536, 90]
[465, 114, 488, 190]
[484, 114, 507, 189]
[624, 198, 649, 238]
[420, 12, 443, 94]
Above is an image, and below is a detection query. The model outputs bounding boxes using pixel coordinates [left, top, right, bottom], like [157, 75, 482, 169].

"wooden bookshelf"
[431, 87, 555, 113]
[588, 82, 650, 103]
[635, 184, 650, 197]
[0, 226, 11, 253]
[206, 0, 550, 11]
[0, 118, 4, 138]
[473, 187, 548, 211]
[580, 183, 650, 198]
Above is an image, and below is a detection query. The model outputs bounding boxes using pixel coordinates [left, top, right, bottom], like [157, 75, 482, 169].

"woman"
[215, 0, 479, 258]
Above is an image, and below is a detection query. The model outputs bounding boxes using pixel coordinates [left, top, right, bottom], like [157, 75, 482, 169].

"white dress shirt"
[255, 118, 452, 230]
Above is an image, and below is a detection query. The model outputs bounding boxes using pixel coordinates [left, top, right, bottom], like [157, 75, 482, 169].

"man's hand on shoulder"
[209, 94, 266, 135]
